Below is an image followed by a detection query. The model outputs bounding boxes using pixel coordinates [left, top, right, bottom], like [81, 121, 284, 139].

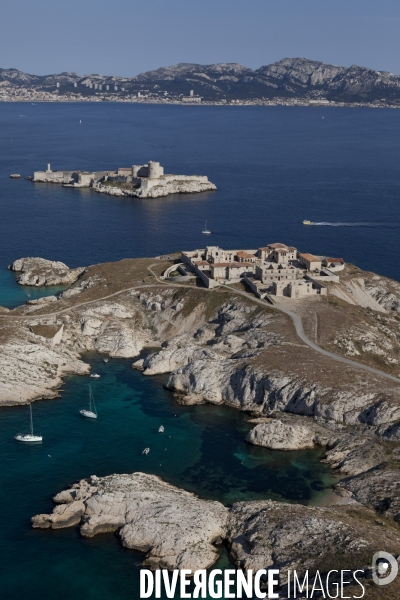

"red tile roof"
[299, 253, 320, 262]
[236, 251, 255, 258]
[326, 257, 344, 263]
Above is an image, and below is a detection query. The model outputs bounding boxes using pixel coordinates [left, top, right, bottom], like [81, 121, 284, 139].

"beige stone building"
[298, 252, 322, 272]
[181, 242, 343, 299]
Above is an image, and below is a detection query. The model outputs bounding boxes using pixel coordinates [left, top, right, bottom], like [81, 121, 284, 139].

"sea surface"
[0, 103, 399, 599]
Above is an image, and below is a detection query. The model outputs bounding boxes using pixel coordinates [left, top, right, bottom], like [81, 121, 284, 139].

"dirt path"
[2, 264, 400, 384]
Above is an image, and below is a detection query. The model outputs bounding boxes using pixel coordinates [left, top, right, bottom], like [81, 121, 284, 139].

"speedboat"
[158, 425, 164, 433]
[302, 220, 313, 225]
[79, 385, 97, 419]
[15, 404, 42, 442]
[142, 447, 150, 455]
[90, 373, 101, 378]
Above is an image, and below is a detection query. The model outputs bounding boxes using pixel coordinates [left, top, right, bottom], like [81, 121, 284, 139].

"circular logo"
[372, 552, 398, 586]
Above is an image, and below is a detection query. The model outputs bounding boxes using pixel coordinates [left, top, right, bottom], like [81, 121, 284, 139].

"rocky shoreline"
[2, 255, 400, 589]
[31, 471, 399, 590]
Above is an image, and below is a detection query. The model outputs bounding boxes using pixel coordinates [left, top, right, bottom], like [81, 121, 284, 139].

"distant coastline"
[3, 57, 400, 108]
[1, 96, 398, 109]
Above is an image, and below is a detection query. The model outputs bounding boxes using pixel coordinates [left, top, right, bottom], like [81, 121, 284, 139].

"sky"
[2, 0, 400, 76]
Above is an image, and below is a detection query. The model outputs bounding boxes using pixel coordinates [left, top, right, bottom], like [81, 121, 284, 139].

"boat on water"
[158, 425, 164, 433]
[10, 174, 21, 179]
[15, 404, 42, 443]
[103, 358, 108, 363]
[90, 373, 101, 378]
[202, 220, 211, 235]
[302, 220, 313, 225]
[79, 385, 97, 419]
[142, 447, 150, 455]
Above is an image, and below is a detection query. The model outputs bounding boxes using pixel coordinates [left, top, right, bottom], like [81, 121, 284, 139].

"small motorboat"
[79, 386, 97, 419]
[302, 220, 313, 225]
[90, 373, 101, 378]
[15, 404, 42, 443]
[142, 447, 150, 455]
[103, 358, 109, 363]
[10, 174, 21, 179]
[158, 425, 164, 433]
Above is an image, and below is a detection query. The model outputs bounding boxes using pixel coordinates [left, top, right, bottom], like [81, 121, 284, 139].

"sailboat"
[79, 385, 97, 419]
[15, 404, 43, 442]
[202, 220, 211, 234]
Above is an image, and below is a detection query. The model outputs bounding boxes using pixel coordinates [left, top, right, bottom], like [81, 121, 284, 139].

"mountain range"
[2, 58, 400, 103]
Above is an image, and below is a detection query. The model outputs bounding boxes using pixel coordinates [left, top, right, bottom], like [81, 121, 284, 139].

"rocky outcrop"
[93, 175, 217, 200]
[33, 473, 400, 578]
[335, 466, 400, 522]
[32, 473, 228, 571]
[246, 419, 316, 450]
[0, 339, 89, 405]
[9, 257, 85, 286]
[226, 500, 399, 581]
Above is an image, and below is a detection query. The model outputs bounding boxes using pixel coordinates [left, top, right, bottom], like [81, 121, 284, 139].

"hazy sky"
[2, 0, 400, 76]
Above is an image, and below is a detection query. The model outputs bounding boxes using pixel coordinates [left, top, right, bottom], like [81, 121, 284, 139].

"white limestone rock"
[32, 473, 228, 571]
[246, 419, 316, 450]
[9, 257, 85, 287]
[142, 345, 220, 376]
[93, 176, 217, 200]
[0, 340, 89, 405]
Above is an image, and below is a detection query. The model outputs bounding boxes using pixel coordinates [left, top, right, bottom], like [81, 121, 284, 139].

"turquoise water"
[0, 268, 67, 309]
[0, 353, 335, 599]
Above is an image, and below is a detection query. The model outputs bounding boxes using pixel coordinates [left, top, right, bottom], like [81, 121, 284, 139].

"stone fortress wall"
[32, 161, 216, 199]
[181, 243, 345, 300]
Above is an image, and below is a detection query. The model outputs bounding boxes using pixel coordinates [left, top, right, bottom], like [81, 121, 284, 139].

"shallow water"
[0, 354, 336, 599]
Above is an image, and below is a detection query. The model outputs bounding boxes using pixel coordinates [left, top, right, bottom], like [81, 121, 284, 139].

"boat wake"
[311, 222, 399, 228]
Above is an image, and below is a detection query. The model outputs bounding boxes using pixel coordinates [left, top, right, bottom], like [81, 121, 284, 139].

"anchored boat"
[15, 404, 42, 443]
[202, 220, 211, 234]
[79, 385, 97, 419]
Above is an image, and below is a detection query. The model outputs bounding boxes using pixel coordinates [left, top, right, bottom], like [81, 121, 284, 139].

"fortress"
[32, 161, 216, 199]
[181, 242, 344, 300]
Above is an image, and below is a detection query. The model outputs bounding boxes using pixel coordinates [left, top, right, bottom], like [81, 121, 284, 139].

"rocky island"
[33, 161, 216, 199]
[1, 249, 399, 595]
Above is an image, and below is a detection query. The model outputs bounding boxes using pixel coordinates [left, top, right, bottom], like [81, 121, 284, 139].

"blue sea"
[0, 103, 399, 599]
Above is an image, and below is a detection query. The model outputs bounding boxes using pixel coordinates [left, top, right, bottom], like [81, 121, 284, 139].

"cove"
[0, 352, 337, 599]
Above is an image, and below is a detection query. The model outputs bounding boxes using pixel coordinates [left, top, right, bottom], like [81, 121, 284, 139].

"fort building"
[181, 242, 344, 300]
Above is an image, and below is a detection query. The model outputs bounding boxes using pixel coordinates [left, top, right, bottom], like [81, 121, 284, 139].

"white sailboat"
[202, 220, 211, 235]
[79, 385, 97, 419]
[15, 404, 43, 442]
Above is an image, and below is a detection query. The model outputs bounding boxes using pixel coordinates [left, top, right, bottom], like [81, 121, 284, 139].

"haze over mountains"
[2, 58, 400, 103]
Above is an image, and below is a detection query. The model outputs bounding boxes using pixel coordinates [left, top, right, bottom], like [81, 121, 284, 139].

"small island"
[33, 161, 216, 199]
